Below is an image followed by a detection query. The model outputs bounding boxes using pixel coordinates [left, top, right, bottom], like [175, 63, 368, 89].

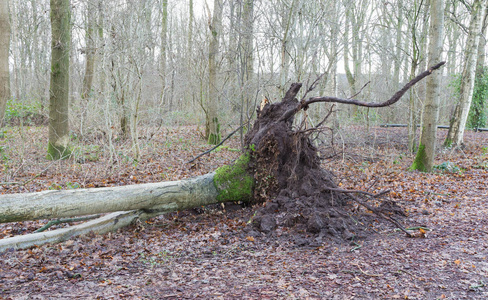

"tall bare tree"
[207, 0, 223, 144]
[160, 0, 168, 112]
[81, 2, 96, 101]
[47, 0, 71, 160]
[406, 0, 430, 153]
[410, 0, 445, 172]
[0, 0, 10, 125]
[238, 0, 254, 148]
[445, 0, 488, 147]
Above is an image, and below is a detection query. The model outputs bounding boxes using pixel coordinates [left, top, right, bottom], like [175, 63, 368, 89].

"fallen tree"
[0, 62, 445, 251]
[0, 173, 220, 223]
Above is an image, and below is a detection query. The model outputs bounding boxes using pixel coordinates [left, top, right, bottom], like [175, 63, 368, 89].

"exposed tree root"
[245, 63, 444, 239]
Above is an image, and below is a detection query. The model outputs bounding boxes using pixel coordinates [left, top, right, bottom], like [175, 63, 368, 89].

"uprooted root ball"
[244, 85, 357, 239]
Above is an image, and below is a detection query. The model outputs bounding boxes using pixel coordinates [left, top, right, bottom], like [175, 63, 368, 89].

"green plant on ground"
[5, 99, 42, 121]
[433, 162, 461, 173]
[66, 182, 80, 189]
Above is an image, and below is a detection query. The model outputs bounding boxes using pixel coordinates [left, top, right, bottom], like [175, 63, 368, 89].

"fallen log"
[0, 173, 218, 223]
[0, 210, 144, 252]
[0, 154, 253, 251]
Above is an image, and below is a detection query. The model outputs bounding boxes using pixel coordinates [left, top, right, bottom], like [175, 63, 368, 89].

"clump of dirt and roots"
[244, 83, 405, 240]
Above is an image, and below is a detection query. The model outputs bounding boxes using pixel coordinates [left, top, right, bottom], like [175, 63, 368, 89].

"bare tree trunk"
[343, 15, 356, 98]
[445, 0, 488, 147]
[393, 0, 403, 91]
[188, 0, 193, 56]
[239, 0, 254, 150]
[47, 0, 71, 160]
[0, 0, 10, 125]
[81, 5, 95, 100]
[477, 4, 488, 70]
[80, 3, 96, 136]
[160, 0, 168, 112]
[411, 0, 445, 172]
[407, 0, 429, 153]
[279, 0, 295, 97]
[207, 0, 223, 144]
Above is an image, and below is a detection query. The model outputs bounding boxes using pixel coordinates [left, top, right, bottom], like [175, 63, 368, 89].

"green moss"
[444, 138, 453, 148]
[208, 117, 221, 145]
[409, 144, 428, 172]
[47, 142, 71, 160]
[214, 153, 254, 203]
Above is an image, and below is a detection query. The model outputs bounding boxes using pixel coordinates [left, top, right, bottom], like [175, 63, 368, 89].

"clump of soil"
[245, 83, 359, 239]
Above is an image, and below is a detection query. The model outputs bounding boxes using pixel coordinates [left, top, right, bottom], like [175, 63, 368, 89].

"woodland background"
[1, 0, 488, 299]
[2, 0, 485, 153]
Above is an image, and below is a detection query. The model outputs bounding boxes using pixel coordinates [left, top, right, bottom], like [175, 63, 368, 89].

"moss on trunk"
[214, 153, 254, 202]
[47, 141, 71, 160]
[409, 143, 428, 172]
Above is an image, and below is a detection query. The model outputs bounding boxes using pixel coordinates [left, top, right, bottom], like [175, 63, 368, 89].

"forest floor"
[0, 125, 487, 299]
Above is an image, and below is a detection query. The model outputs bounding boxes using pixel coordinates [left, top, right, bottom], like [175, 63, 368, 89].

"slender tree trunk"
[48, 0, 71, 160]
[81, 6, 95, 100]
[160, 0, 168, 112]
[343, 15, 356, 97]
[80, 4, 96, 136]
[411, 0, 445, 172]
[279, 0, 295, 97]
[0, 0, 10, 125]
[393, 0, 403, 91]
[239, 0, 254, 150]
[445, 0, 488, 147]
[188, 0, 193, 56]
[207, 0, 223, 145]
[407, 0, 429, 153]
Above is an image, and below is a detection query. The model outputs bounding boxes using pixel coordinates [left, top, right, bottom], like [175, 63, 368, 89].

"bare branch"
[348, 81, 371, 99]
[279, 62, 445, 122]
[305, 62, 445, 108]
[187, 125, 243, 164]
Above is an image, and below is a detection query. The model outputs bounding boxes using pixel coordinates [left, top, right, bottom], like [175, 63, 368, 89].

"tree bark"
[411, 0, 445, 172]
[48, 0, 71, 159]
[0, 0, 10, 125]
[0, 173, 220, 224]
[206, 0, 223, 145]
[279, 0, 295, 97]
[81, 5, 95, 101]
[445, 0, 488, 147]
[160, 0, 168, 112]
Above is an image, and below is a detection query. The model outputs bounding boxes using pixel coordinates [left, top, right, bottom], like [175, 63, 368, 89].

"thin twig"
[351, 263, 383, 277]
[342, 192, 412, 237]
[300, 73, 326, 102]
[348, 81, 371, 99]
[186, 125, 244, 164]
[0, 161, 57, 187]
[35, 215, 102, 232]
[323, 186, 390, 199]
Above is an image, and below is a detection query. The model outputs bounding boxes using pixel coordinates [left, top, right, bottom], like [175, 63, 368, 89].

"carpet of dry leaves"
[0, 125, 487, 299]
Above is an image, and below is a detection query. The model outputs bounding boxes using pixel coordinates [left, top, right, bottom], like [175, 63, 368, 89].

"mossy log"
[0, 159, 253, 251]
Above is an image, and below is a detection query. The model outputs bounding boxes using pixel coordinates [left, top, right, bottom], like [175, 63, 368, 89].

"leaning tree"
[0, 62, 445, 251]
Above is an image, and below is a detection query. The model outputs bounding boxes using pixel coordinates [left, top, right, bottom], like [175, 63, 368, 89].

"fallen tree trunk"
[0, 210, 145, 252]
[0, 173, 219, 223]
